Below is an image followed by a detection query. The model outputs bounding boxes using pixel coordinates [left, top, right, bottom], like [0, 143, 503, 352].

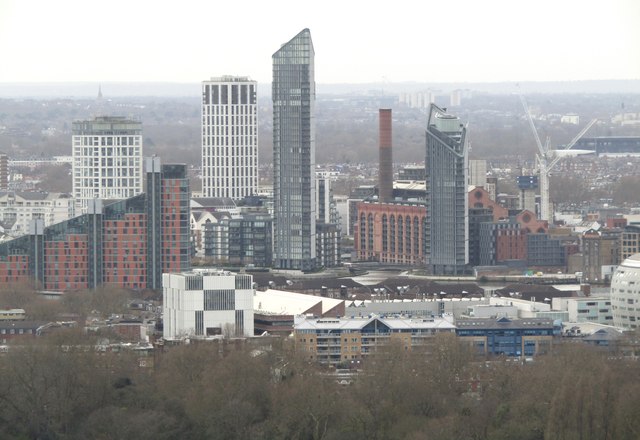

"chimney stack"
[378, 109, 393, 203]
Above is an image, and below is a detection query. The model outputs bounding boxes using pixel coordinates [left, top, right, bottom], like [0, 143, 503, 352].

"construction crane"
[519, 95, 597, 222]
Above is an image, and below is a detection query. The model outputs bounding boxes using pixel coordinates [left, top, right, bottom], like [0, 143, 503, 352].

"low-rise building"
[456, 317, 554, 357]
[163, 270, 254, 340]
[294, 314, 455, 365]
[581, 228, 621, 283]
[552, 296, 613, 325]
[0, 191, 74, 237]
[254, 289, 345, 336]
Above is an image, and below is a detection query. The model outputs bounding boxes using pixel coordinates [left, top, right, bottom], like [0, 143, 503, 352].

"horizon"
[1, 79, 639, 99]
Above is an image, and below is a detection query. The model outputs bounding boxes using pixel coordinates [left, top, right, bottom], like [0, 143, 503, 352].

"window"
[204, 289, 235, 310]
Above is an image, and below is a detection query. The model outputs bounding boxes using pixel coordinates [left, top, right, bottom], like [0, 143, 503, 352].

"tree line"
[1, 331, 639, 439]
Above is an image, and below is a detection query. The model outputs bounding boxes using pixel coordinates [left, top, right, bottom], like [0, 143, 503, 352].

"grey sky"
[1, 0, 638, 84]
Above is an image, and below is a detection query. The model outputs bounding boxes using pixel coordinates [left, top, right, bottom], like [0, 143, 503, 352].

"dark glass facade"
[227, 214, 273, 268]
[272, 29, 316, 271]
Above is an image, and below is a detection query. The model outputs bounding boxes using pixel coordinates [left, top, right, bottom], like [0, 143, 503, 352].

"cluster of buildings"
[160, 267, 640, 364]
[2, 28, 640, 368]
[0, 29, 342, 275]
[158, 249, 640, 364]
[162, 268, 558, 363]
[349, 111, 640, 280]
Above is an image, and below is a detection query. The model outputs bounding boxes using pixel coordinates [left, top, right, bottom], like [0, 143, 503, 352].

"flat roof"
[254, 289, 343, 316]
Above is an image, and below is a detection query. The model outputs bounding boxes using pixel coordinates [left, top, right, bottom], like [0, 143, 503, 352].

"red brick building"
[354, 202, 426, 265]
[495, 227, 527, 262]
[0, 160, 190, 292]
[469, 186, 508, 222]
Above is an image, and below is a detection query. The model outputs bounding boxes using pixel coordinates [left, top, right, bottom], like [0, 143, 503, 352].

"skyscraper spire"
[94, 84, 105, 117]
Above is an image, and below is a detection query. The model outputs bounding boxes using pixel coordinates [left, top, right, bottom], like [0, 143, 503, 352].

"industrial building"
[354, 201, 426, 265]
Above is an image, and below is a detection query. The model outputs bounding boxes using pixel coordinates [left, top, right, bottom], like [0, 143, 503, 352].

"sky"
[0, 0, 638, 85]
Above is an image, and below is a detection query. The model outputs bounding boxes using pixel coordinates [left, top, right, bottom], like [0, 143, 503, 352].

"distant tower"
[378, 109, 393, 203]
[95, 85, 105, 116]
[425, 104, 469, 275]
[450, 89, 462, 107]
[272, 29, 316, 271]
[468, 159, 487, 188]
[201, 76, 258, 200]
[0, 152, 8, 190]
[72, 116, 143, 213]
[517, 174, 538, 213]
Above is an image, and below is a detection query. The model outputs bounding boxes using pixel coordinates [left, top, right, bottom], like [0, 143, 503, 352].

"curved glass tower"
[272, 29, 316, 271]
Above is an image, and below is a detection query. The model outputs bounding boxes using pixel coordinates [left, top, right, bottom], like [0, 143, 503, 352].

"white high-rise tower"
[201, 76, 258, 200]
[72, 116, 143, 213]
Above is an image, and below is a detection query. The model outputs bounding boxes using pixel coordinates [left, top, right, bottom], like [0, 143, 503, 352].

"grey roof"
[495, 284, 574, 300]
[369, 278, 484, 296]
[295, 315, 456, 332]
[456, 317, 554, 330]
[582, 328, 624, 343]
[0, 191, 50, 200]
[191, 197, 236, 209]
[289, 277, 365, 290]
[0, 321, 48, 330]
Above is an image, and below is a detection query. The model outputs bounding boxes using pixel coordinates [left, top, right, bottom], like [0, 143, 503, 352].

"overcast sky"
[1, 0, 638, 84]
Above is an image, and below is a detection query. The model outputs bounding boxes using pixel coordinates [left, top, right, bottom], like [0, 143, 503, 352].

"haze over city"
[1, 0, 638, 85]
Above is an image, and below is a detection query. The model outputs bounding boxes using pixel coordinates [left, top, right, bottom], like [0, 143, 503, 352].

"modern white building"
[163, 270, 254, 339]
[0, 191, 74, 237]
[201, 76, 258, 201]
[610, 253, 640, 329]
[552, 296, 613, 325]
[489, 297, 551, 318]
[72, 116, 143, 214]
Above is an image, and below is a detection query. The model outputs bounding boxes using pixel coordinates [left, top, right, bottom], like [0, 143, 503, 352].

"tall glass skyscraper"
[425, 104, 469, 275]
[272, 29, 316, 271]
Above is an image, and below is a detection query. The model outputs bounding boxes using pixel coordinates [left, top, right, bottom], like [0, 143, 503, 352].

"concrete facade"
[163, 270, 254, 339]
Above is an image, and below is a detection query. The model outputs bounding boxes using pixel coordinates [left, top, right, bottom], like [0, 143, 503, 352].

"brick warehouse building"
[0, 158, 190, 291]
[354, 201, 427, 265]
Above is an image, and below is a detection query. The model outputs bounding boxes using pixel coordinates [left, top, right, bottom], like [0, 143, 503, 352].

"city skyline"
[1, 0, 638, 85]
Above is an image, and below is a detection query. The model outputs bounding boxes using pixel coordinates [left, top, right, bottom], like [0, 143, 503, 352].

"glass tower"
[272, 29, 316, 271]
[425, 104, 469, 275]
